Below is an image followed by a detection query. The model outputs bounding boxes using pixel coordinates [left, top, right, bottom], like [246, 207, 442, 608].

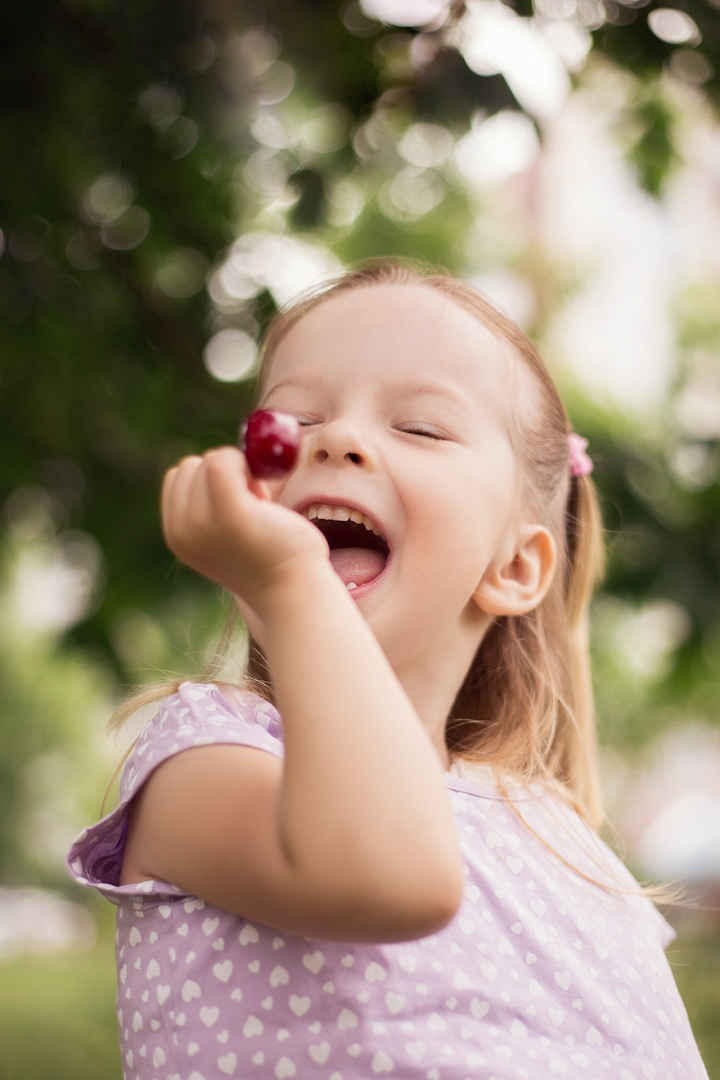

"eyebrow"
[262, 375, 324, 399]
[265, 375, 471, 410]
[392, 379, 468, 404]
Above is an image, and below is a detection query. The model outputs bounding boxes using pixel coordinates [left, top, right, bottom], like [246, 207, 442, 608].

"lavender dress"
[67, 682, 708, 1080]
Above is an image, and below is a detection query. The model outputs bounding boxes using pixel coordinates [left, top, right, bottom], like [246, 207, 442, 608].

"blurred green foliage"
[0, 905, 121, 1080]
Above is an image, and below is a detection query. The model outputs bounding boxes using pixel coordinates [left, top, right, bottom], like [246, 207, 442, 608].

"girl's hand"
[161, 447, 329, 613]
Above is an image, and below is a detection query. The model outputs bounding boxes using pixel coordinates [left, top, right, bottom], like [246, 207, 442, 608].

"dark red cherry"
[241, 409, 301, 479]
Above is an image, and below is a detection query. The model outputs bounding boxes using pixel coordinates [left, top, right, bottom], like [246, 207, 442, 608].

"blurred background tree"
[1, 0, 720, 1072]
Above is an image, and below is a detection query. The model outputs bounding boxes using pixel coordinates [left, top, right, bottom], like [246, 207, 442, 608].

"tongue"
[329, 547, 386, 587]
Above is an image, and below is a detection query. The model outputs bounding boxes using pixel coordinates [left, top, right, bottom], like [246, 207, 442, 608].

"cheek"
[408, 468, 510, 571]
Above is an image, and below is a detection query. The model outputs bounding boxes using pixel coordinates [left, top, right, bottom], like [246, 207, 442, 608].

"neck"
[392, 609, 491, 772]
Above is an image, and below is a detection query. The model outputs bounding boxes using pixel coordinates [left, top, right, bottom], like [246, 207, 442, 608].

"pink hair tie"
[568, 433, 593, 477]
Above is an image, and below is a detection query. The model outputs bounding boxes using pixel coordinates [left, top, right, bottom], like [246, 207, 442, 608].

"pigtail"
[561, 471, 605, 829]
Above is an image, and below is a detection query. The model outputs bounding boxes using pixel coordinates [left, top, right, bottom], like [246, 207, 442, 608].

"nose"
[309, 418, 374, 469]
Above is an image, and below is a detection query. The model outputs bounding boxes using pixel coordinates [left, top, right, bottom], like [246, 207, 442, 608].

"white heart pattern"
[289, 995, 311, 1017]
[239, 924, 260, 946]
[302, 951, 324, 974]
[218, 1052, 237, 1075]
[309, 1042, 331, 1064]
[181, 980, 201, 1002]
[471, 999, 489, 1020]
[337, 1008, 358, 1030]
[405, 1040, 426, 1061]
[243, 1015, 264, 1037]
[371, 1050, 394, 1073]
[427, 1013, 446, 1032]
[200, 1006, 219, 1027]
[270, 965, 289, 987]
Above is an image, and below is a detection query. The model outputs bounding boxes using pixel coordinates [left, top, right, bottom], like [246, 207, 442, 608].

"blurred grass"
[0, 914, 717, 1079]
[668, 922, 720, 1076]
[0, 904, 121, 1080]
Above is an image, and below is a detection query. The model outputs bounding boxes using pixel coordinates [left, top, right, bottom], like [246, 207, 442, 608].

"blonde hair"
[109, 260, 605, 832]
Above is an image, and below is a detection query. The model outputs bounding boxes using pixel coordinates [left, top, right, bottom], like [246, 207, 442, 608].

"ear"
[473, 526, 557, 618]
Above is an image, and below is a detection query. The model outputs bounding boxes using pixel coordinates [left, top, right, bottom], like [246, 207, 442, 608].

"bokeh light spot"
[203, 329, 258, 382]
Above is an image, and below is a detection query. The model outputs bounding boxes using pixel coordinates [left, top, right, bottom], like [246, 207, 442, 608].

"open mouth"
[302, 504, 390, 589]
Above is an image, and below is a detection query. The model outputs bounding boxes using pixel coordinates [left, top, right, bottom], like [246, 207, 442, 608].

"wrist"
[249, 556, 343, 624]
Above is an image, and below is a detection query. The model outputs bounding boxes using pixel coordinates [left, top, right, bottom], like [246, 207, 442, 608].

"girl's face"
[261, 283, 522, 676]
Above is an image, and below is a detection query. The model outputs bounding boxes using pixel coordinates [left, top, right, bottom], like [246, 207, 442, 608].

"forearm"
[256, 563, 463, 917]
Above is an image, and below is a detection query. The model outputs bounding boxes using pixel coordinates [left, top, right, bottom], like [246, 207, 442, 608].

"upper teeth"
[303, 504, 383, 536]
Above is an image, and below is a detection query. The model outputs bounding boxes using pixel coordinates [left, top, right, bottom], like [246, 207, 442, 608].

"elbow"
[411, 861, 464, 936]
[409, 830, 465, 934]
[356, 852, 465, 942]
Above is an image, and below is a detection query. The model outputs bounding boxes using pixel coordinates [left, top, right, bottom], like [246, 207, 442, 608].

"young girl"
[68, 262, 708, 1080]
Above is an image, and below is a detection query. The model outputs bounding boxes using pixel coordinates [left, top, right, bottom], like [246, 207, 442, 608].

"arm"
[121, 448, 463, 941]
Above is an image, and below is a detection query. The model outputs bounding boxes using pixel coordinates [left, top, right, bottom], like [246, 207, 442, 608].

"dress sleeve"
[66, 682, 283, 906]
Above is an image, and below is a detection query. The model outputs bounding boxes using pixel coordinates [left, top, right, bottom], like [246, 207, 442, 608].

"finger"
[185, 451, 228, 532]
[160, 466, 179, 525]
[202, 447, 253, 524]
[162, 456, 203, 546]
[248, 476, 272, 501]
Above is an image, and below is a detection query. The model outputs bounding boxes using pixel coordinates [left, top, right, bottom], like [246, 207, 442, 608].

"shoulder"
[120, 682, 283, 801]
[66, 682, 283, 901]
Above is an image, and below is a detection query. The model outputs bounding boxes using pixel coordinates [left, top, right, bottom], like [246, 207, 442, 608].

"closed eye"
[397, 425, 445, 440]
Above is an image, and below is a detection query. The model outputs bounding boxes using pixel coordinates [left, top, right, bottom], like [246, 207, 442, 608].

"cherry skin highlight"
[241, 409, 301, 479]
